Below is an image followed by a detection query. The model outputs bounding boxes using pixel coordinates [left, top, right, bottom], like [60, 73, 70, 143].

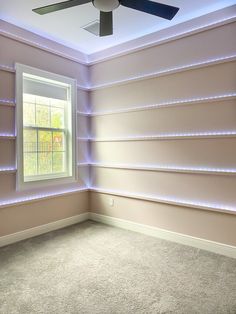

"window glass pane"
[53, 131, 64, 151]
[51, 99, 65, 108]
[24, 129, 37, 152]
[53, 152, 64, 173]
[38, 131, 52, 152]
[36, 96, 50, 106]
[38, 152, 52, 174]
[23, 94, 35, 103]
[51, 107, 64, 129]
[36, 104, 50, 127]
[23, 102, 35, 126]
[19, 66, 75, 186]
[24, 153, 37, 176]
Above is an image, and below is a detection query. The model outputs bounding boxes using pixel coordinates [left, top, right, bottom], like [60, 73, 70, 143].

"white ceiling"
[0, 0, 235, 54]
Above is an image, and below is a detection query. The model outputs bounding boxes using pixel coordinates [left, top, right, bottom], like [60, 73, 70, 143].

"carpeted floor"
[0, 221, 236, 314]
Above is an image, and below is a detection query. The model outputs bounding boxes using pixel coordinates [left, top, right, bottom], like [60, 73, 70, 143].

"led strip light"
[0, 187, 88, 208]
[85, 130, 236, 142]
[76, 84, 90, 91]
[0, 64, 15, 72]
[0, 99, 15, 106]
[90, 55, 236, 90]
[89, 93, 236, 116]
[77, 111, 90, 116]
[2, 163, 236, 176]
[0, 133, 16, 139]
[78, 162, 90, 166]
[88, 163, 236, 175]
[2, 93, 236, 116]
[90, 187, 236, 215]
[0, 167, 16, 173]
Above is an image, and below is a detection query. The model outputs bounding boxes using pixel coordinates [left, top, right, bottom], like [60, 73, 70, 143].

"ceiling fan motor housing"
[92, 0, 120, 12]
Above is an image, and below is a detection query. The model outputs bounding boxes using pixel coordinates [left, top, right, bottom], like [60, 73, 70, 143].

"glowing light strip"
[0, 64, 15, 72]
[90, 55, 236, 90]
[0, 29, 87, 65]
[90, 93, 236, 116]
[89, 163, 236, 175]
[77, 111, 90, 116]
[0, 133, 16, 139]
[0, 187, 88, 208]
[0, 99, 15, 106]
[78, 163, 90, 166]
[90, 187, 236, 215]
[76, 84, 90, 91]
[0, 167, 16, 173]
[88, 131, 236, 142]
[89, 15, 236, 64]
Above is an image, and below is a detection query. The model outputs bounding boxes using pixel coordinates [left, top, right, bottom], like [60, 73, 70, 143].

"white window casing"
[16, 63, 77, 190]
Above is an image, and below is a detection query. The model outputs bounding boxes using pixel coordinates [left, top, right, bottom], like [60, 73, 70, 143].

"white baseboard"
[89, 213, 236, 259]
[0, 212, 89, 248]
[1, 211, 235, 259]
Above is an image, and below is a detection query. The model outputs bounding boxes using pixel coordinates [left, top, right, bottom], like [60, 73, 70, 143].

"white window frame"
[16, 63, 77, 190]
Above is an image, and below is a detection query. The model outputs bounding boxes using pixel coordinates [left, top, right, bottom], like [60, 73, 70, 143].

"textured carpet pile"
[0, 220, 236, 314]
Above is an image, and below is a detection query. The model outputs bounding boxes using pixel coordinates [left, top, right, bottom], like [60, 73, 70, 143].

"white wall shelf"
[90, 187, 236, 216]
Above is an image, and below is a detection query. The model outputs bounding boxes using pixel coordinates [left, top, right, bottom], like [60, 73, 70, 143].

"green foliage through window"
[23, 94, 66, 178]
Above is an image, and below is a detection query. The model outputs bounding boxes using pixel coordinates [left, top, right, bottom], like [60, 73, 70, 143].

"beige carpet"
[0, 220, 236, 314]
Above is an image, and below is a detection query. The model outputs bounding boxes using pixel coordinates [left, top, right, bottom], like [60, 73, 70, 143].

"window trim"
[16, 63, 77, 190]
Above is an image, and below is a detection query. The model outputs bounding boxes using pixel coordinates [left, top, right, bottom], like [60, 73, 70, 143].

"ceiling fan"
[33, 0, 179, 37]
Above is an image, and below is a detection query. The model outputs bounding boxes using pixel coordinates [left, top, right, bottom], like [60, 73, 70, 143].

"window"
[16, 64, 77, 190]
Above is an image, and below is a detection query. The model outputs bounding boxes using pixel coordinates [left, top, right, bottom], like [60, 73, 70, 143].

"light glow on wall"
[0, 133, 16, 138]
[0, 99, 15, 105]
[90, 93, 236, 116]
[91, 55, 236, 90]
[0, 167, 16, 173]
[0, 64, 15, 72]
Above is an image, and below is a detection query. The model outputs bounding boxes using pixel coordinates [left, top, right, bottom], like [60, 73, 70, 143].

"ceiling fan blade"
[120, 0, 179, 20]
[33, 0, 91, 15]
[100, 11, 113, 37]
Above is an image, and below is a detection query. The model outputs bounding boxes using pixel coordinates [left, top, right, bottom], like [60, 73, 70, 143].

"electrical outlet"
[109, 198, 114, 207]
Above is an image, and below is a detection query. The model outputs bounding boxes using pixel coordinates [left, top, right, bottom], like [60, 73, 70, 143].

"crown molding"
[87, 5, 236, 64]
[0, 5, 236, 66]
